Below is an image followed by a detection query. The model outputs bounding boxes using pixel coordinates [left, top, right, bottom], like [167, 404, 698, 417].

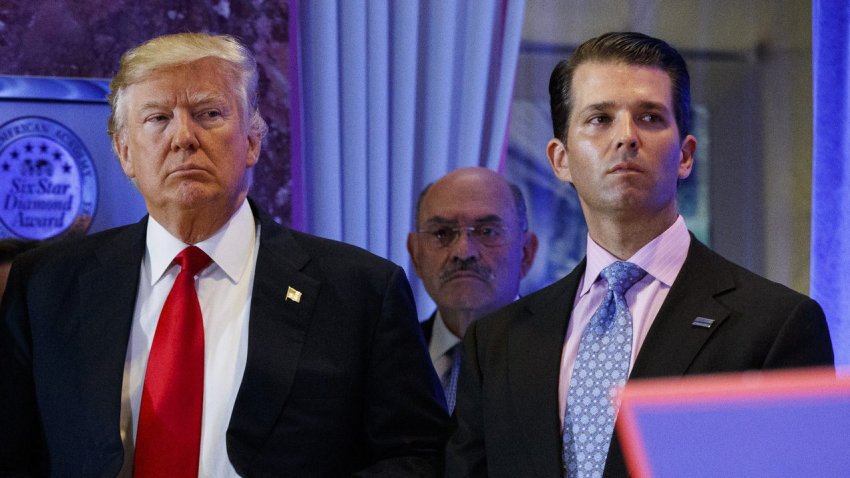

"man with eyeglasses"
[407, 167, 538, 414]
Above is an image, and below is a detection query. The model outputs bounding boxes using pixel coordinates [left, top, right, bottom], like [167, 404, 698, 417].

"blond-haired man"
[0, 33, 448, 477]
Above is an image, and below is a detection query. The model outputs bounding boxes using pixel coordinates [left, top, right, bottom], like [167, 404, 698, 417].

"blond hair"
[107, 32, 268, 141]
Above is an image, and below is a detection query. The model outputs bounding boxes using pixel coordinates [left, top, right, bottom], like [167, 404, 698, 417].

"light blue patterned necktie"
[563, 261, 647, 478]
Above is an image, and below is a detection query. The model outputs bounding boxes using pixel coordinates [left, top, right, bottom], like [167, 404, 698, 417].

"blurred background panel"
[0, 0, 293, 228]
[510, 0, 812, 299]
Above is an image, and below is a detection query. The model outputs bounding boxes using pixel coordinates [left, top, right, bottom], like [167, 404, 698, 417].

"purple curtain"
[812, 0, 850, 366]
[289, 0, 526, 317]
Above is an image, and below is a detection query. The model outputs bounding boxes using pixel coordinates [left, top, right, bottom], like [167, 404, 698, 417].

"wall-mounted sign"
[0, 75, 147, 239]
[0, 116, 97, 239]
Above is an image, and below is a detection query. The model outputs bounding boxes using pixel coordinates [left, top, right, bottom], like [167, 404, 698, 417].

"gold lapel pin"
[285, 286, 302, 303]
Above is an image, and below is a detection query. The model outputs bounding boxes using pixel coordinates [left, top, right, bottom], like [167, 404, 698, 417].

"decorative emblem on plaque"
[0, 116, 97, 239]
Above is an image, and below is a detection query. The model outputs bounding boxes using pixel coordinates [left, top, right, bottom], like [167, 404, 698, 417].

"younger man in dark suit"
[408, 167, 538, 413]
[445, 32, 833, 478]
[0, 32, 448, 477]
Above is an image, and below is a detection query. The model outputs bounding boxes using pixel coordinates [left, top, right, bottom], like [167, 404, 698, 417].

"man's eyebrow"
[423, 216, 458, 226]
[637, 100, 671, 112]
[187, 91, 229, 107]
[575, 100, 673, 120]
[136, 94, 229, 112]
[580, 101, 615, 114]
[472, 215, 505, 224]
[422, 215, 505, 226]
[137, 101, 168, 113]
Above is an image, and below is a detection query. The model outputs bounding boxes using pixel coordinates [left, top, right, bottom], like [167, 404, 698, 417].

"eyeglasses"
[416, 224, 512, 249]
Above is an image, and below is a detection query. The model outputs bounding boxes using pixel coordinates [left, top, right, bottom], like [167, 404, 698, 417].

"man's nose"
[450, 228, 481, 260]
[171, 113, 200, 151]
[615, 117, 639, 151]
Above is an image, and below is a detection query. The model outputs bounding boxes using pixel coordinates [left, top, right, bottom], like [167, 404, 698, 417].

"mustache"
[438, 258, 493, 283]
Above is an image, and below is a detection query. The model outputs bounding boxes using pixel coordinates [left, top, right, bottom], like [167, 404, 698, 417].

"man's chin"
[168, 184, 224, 208]
[438, 287, 492, 309]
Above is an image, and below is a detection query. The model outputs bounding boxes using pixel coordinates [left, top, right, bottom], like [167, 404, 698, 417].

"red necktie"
[135, 246, 211, 478]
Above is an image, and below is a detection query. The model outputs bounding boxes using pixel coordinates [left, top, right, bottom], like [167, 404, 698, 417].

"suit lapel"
[77, 219, 147, 451]
[227, 206, 319, 467]
[421, 312, 436, 343]
[606, 238, 736, 476]
[630, 238, 734, 379]
[508, 260, 585, 477]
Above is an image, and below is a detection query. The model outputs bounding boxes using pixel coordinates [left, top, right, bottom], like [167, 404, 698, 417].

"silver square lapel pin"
[692, 317, 715, 328]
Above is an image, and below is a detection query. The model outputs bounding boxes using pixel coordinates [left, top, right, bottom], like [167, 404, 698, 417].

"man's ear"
[246, 129, 262, 168]
[407, 233, 421, 277]
[546, 138, 572, 183]
[520, 232, 539, 278]
[113, 135, 134, 178]
[678, 134, 697, 180]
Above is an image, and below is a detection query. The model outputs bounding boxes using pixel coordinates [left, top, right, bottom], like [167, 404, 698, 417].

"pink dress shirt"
[558, 216, 691, 426]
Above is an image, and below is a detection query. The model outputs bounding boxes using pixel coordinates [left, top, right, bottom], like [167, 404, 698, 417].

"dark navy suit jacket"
[445, 236, 834, 477]
[0, 201, 449, 477]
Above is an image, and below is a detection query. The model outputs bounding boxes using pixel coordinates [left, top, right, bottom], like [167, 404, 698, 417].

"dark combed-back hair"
[549, 31, 691, 143]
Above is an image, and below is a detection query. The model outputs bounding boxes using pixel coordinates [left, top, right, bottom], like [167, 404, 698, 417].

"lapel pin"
[285, 286, 302, 303]
[692, 317, 715, 329]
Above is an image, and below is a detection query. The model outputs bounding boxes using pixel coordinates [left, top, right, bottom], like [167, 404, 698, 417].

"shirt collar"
[428, 293, 521, 362]
[581, 215, 690, 296]
[429, 311, 463, 363]
[146, 199, 257, 285]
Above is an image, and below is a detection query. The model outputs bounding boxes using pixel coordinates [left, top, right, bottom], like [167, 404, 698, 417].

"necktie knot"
[176, 246, 211, 277]
[600, 261, 646, 297]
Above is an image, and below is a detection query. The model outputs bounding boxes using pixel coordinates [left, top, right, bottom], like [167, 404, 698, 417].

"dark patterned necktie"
[443, 343, 463, 414]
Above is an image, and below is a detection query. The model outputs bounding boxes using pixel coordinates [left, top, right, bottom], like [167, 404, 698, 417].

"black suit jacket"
[444, 236, 834, 477]
[0, 202, 449, 477]
[421, 313, 436, 344]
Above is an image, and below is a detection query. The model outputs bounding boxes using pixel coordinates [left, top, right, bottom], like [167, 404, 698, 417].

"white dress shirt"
[428, 311, 463, 381]
[558, 216, 691, 426]
[120, 199, 260, 477]
[428, 295, 522, 380]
